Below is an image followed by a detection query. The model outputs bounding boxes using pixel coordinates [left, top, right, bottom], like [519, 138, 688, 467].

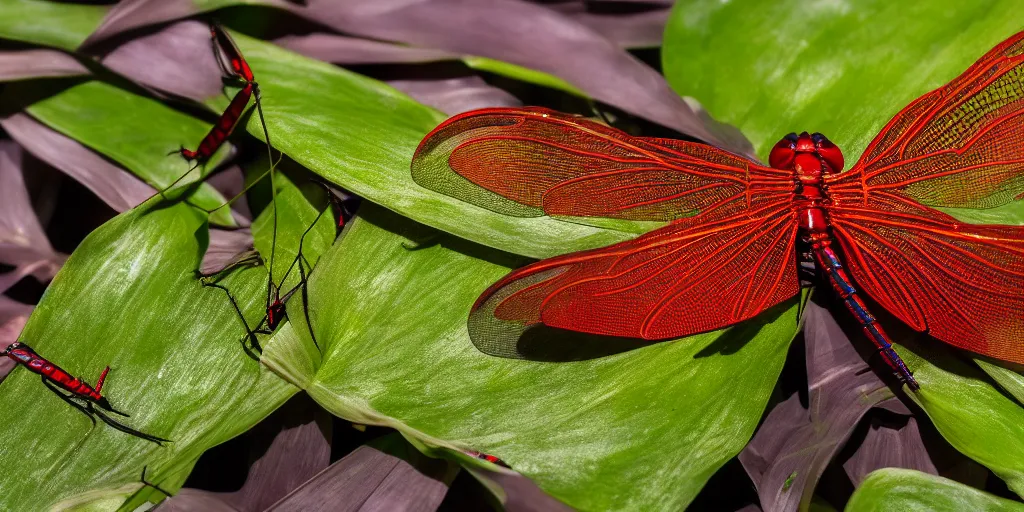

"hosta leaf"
[2, 79, 236, 226]
[0, 0, 106, 51]
[262, 203, 807, 511]
[227, 30, 639, 259]
[897, 340, 1024, 497]
[846, 468, 1024, 511]
[0, 201, 295, 510]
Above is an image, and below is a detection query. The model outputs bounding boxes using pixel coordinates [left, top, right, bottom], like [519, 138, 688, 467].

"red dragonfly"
[2, 342, 170, 444]
[411, 32, 1024, 389]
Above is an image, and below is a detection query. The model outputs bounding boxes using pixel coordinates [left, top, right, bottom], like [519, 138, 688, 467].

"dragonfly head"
[1, 341, 18, 356]
[769, 132, 845, 174]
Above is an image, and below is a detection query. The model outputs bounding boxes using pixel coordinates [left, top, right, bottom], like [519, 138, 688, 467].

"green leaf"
[262, 203, 806, 510]
[0, 0, 106, 50]
[975, 359, 1024, 405]
[3, 79, 237, 226]
[897, 340, 1024, 497]
[227, 31, 637, 259]
[0, 200, 297, 510]
[663, 0, 1024, 162]
[846, 468, 1024, 511]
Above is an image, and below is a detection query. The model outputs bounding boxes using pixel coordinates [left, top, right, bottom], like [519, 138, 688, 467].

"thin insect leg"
[153, 161, 201, 200]
[203, 281, 265, 352]
[42, 377, 96, 427]
[141, 466, 173, 497]
[297, 257, 319, 349]
[308, 179, 350, 231]
[93, 409, 170, 445]
[275, 204, 330, 289]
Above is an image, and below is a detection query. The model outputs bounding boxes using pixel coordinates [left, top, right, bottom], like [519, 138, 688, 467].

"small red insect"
[199, 181, 346, 354]
[160, 23, 275, 207]
[465, 449, 511, 468]
[2, 342, 170, 444]
[412, 32, 1024, 389]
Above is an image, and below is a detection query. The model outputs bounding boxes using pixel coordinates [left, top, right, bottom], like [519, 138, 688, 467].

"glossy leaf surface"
[846, 469, 1024, 511]
[224, 31, 640, 258]
[262, 203, 807, 511]
[3, 80, 236, 226]
[0, 201, 295, 510]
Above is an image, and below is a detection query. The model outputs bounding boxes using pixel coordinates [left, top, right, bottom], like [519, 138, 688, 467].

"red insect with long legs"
[2, 342, 170, 444]
[411, 32, 1024, 389]
[198, 181, 347, 354]
[158, 23, 278, 216]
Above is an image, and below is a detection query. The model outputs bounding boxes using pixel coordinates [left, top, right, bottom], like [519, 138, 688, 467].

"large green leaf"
[0, 0, 106, 51]
[0, 170, 332, 510]
[663, 0, 1024, 162]
[896, 339, 1024, 497]
[262, 203, 807, 511]
[0, 201, 294, 510]
[227, 31, 637, 259]
[846, 468, 1024, 511]
[2, 79, 237, 226]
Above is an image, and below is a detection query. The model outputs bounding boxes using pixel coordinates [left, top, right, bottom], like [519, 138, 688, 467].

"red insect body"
[177, 24, 261, 163]
[2, 342, 170, 444]
[180, 83, 254, 162]
[411, 32, 1024, 387]
[5, 343, 105, 401]
[465, 450, 510, 468]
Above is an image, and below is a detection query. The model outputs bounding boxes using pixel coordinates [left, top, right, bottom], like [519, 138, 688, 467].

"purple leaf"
[545, 1, 671, 48]
[2, 113, 156, 213]
[739, 302, 894, 512]
[201, 229, 256, 276]
[153, 395, 330, 511]
[843, 413, 938, 487]
[291, 0, 753, 156]
[152, 489, 239, 512]
[98, 20, 222, 102]
[0, 49, 89, 81]
[226, 395, 332, 510]
[471, 468, 574, 512]
[80, 0, 290, 49]
[0, 140, 64, 281]
[0, 303, 31, 384]
[389, 76, 522, 115]
[267, 444, 451, 511]
[274, 33, 459, 64]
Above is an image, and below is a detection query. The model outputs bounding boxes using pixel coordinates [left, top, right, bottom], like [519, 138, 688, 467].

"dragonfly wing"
[412, 107, 789, 222]
[829, 31, 1024, 209]
[470, 203, 801, 357]
[830, 195, 1024, 364]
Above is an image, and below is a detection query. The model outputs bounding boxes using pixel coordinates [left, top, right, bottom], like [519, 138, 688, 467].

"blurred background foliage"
[0, 0, 1022, 511]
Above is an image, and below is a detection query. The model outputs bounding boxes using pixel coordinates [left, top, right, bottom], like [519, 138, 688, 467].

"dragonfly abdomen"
[811, 238, 919, 389]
